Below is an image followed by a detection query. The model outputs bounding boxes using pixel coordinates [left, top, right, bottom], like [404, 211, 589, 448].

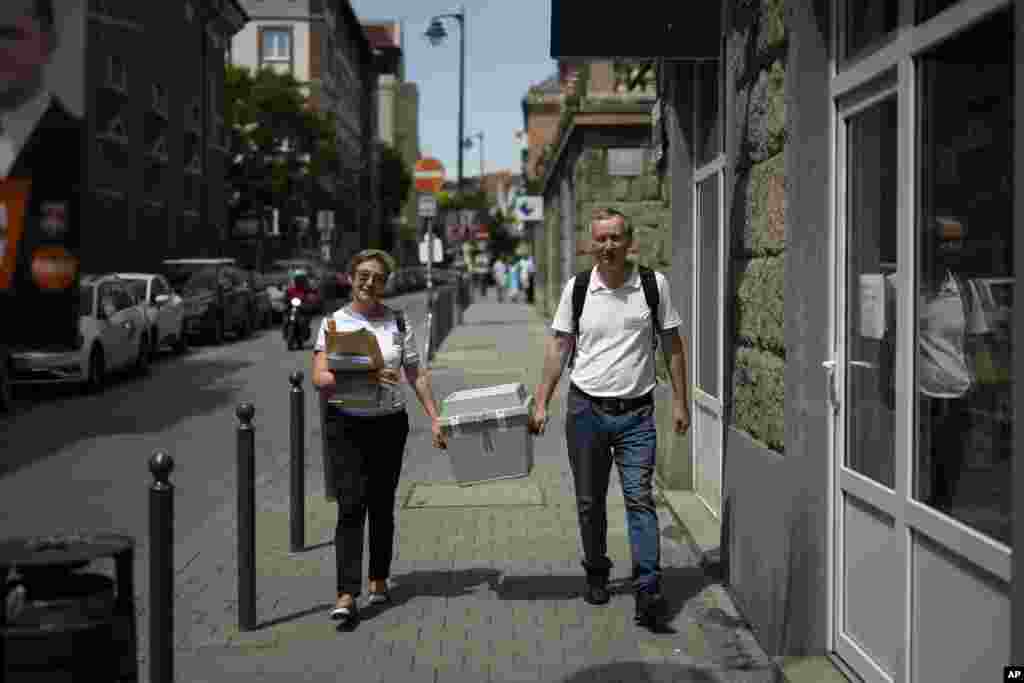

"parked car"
[161, 259, 253, 345]
[9, 274, 150, 393]
[245, 270, 274, 329]
[117, 273, 188, 359]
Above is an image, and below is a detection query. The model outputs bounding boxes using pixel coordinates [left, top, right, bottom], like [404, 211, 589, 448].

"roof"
[363, 22, 400, 51]
[530, 73, 562, 94]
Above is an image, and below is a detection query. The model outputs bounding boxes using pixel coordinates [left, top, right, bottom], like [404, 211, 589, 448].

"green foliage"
[377, 142, 412, 225]
[224, 64, 340, 232]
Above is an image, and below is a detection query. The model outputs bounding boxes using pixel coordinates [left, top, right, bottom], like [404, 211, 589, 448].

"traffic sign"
[419, 233, 444, 264]
[513, 196, 544, 222]
[417, 194, 437, 217]
[414, 157, 445, 194]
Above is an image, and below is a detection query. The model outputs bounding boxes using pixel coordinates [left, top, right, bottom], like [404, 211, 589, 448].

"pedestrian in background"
[473, 251, 490, 298]
[492, 256, 508, 303]
[312, 249, 448, 628]
[506, 255, 522, 303]
[518, 254, 533, 304]
[528, 208, 690, 629]
[525, 254, 536, 304]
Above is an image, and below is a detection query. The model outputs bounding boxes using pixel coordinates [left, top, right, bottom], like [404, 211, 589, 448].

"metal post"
[457, 8, 465, 198]
[149, 450, 175, 683]
[289, 371, 305, 553]
[236, 403, 257, 631]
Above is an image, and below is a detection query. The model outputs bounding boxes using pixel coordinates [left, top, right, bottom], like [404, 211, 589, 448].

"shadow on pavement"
[257, 602, 335, 630]
[558, 660, 780, 683]
[0, 358, 253, 478]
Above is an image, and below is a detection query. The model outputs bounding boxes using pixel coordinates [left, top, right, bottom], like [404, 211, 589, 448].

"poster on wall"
[1, 0, 86, 348]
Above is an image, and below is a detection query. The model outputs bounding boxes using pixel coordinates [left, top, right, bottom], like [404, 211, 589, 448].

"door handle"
[822, 360, 839, 414]
[849, 360, 877, 370]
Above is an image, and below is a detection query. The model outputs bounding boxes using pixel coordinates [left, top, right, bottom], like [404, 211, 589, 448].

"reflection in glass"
[697, 175, 720, 397]
[845, 0, 898, 60]
[917, 0, 959, 24]
[915, 9, 1013, 547]
[845, 98, 898, 488]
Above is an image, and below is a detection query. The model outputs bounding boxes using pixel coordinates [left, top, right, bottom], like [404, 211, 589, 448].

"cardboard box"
[438, 383, 535, 486]
[324, 321, 384, 371]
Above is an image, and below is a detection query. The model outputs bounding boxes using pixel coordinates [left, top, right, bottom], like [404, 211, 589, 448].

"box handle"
[495, 409, 509, 432]
[448, 415, 462, 438]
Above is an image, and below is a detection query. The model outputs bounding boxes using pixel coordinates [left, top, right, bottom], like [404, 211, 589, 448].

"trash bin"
[0, 533, 138, 682]
[438, 383, 535, 486]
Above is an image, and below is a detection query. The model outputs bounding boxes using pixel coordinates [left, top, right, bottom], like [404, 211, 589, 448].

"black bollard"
[236, 403, 257, 631]
[149, 450, 175, 683]
[289, 371, 305, 554]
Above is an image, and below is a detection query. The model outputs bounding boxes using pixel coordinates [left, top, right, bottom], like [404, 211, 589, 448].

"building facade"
[230, 0, 377, 266]
[363, 20, 420, 266]
[71, 0, 246, 273]
[545, 1, 1022, 681]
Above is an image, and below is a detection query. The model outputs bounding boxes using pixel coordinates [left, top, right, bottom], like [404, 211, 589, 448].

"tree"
[377, 141, 413, 229]
[224, 64, 341, 249]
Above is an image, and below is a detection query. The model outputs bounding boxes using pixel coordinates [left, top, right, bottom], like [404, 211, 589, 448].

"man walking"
[525, 253, 535, 304]
[491, 255, 507, 303]
[528, 208, 690, 629]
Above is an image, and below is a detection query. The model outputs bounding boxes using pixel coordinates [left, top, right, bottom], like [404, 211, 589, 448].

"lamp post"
[425, 6, 466, 199]
[463, 130, 484, 186]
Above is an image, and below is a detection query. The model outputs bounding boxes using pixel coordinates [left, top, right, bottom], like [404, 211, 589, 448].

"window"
[260, 27, 292, 63]
[914, 8, 1014, 546]
[106, 55, 127, 93]
[695, 60, 720, 166]
[113, 285, 135, 311]
[845, 0, 898, 61]
[696, 175, 720, 396]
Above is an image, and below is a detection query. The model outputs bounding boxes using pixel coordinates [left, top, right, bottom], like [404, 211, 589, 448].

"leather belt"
[570, 384, 653, 415]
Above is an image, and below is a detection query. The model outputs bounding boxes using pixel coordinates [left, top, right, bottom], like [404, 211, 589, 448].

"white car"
[9, 274, 151, 393]
[117, 272, 188, 359]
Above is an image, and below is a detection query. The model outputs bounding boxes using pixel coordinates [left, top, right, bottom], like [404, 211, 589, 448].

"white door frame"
[692, 154, 726, 517]
[828, 2, 1015, 681]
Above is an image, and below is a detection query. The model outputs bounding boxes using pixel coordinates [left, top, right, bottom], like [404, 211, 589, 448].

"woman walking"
[312, 249, 448, 627]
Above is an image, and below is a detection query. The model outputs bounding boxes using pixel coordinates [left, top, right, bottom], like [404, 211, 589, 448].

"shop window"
[914, 8, 1013, 547]
[917, 0, 959, 24]
[845, 97, 898, 489]
[695, 60, 720, 167]
[845, 0, 898, 61]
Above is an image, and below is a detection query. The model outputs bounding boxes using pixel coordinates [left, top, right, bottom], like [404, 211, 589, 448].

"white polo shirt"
[551, 266, 682, 399]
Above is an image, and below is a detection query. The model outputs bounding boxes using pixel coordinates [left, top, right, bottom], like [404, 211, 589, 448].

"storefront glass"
[696, 61, 720, 167]
[845, 98, 899, 488]
[697, 175, 720, 397]
[915, 8, 1013, 547]
[845, 0, 898, 61]
[917, 0, 959, 24]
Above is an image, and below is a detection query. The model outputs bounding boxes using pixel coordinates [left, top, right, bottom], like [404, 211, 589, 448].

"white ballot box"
[438, 383, 535, 486]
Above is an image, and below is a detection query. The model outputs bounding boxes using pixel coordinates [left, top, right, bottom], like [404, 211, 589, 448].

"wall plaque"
[608, 148, 646, 177]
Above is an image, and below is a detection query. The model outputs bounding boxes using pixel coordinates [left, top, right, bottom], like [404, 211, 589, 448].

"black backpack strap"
[638, 266, 661, 350]
[385, 306, 407, 367]
[569, 270, 591, 369]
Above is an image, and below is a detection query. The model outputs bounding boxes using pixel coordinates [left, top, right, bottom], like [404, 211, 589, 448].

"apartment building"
[363, 20, 420, 266]
[229, 0, 378, 265]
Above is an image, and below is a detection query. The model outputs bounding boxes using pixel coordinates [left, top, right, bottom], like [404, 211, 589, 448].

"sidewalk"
[172, 294, 783, 683]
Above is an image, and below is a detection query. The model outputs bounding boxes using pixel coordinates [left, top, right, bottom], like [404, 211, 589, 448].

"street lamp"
[463, 130, 484, 186]
[425, 6, 466, 199]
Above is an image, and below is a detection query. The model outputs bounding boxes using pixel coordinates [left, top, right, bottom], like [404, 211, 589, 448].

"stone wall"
[571, 148, 672, 276]
[727, 0, 787, 452]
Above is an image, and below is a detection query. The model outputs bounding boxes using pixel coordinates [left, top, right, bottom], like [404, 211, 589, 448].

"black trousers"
[327, 409, 409, 596]
[927, 396, 969, 509]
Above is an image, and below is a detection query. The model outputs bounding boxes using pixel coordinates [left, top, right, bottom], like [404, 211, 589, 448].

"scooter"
[283, 297, 311, 351]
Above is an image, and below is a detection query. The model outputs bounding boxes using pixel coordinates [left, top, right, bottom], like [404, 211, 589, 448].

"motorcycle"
[282, 296, 311, 351]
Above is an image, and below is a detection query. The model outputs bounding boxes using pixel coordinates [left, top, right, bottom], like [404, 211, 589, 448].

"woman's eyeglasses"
[354, 271, 388, 285]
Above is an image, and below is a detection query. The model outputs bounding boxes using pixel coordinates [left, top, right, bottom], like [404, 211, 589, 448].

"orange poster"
[0, 179, 31, 291]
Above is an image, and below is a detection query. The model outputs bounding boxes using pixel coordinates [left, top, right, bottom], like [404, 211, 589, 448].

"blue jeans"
[565, 386, 661, 594]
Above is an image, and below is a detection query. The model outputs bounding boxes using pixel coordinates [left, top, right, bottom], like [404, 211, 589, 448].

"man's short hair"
[34, 0, 55, 33]
[590, 207, 633, 239]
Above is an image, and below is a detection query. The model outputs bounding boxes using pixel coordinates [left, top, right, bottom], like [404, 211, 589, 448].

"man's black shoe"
[583, 574, 610, 606]
[634, 591, 668, 627]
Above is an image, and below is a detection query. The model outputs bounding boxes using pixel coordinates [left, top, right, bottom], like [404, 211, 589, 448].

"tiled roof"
[363, 23, 399, 50]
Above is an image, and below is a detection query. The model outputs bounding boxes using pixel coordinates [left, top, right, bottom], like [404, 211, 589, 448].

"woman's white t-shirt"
[314, 305, 420, 416]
